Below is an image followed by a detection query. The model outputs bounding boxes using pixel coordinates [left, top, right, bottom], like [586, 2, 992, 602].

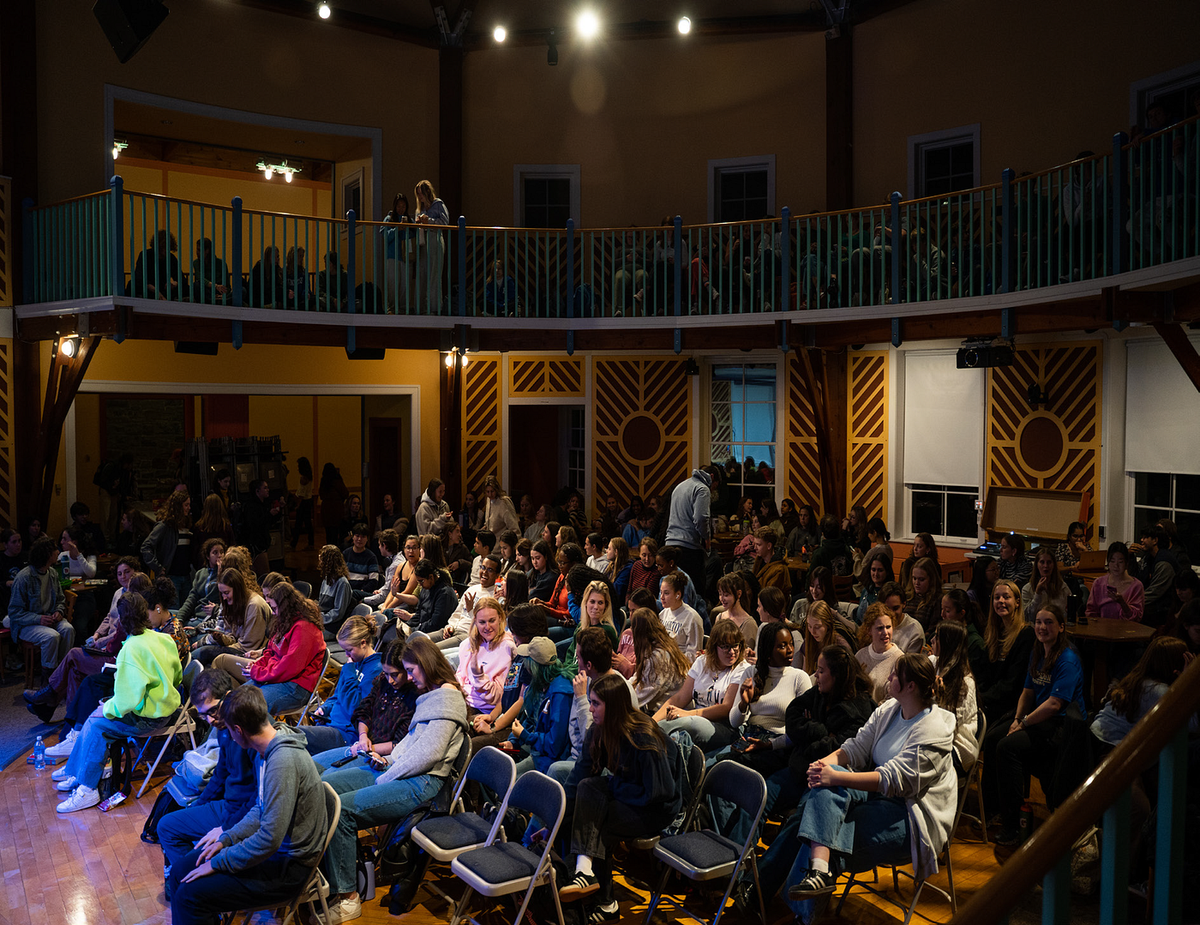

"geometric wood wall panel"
[0, 341, 13, 529]
[461, 356, 501, 496]
[592, 357, 691, 512]
[986, 340, 1103, 534]
[846, 350, 888, 520]
[786, 354, 822, 509]
[508, 355, 585, 398]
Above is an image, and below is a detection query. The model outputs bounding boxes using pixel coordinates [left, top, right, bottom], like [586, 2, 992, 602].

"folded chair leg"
[835, 871, 858, 916]
[643, 865, 672, 924]
[748, 855, 767, 925]
[137, 732, 177, 798]
[448, 887, 474, 925]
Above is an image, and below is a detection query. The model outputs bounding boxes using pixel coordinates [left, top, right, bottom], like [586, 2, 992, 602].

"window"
[567, 407, 586, 493]
[514, 165, 580, 227]
[1130, 59, 1200, 130]
[909, 484, 978, 542]
[907, 124, 980, 199]
[1132, 472, 1200, 565]
[708, 156, 775, 222]
[710, 363, 777, 496]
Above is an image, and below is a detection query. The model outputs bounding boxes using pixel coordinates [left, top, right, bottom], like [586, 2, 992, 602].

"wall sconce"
[58, 335, 81, 359]
[256, 159, 302, 183]
[111, 139, 129, 159]
[444, 347, 469, 368]
[1027, 383, 1049, 407]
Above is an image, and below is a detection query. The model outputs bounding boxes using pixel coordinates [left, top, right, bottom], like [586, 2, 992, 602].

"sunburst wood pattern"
[461, 356, 501, 495]
[986, 341, 1102, 531]
[847, 351, 888, 519]
[508, 355, 585, 397]
[592, 357, 691, 509]
[786, 354, 822, 509]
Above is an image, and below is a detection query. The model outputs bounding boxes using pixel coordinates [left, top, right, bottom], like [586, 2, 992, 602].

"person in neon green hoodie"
[54, 593, 183, 813]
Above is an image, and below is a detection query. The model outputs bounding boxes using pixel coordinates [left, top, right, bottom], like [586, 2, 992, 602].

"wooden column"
[33, 337, 101, 519]
[439, 357, 461, 503]
[438, 45, 464, 215]
[1153, 322, 1200, 395]
[798, 347, 848, 516]
[825, 28, 854, 212]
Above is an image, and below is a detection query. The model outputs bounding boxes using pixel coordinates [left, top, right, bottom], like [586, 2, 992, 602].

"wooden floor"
[0, 731, 1012, 925]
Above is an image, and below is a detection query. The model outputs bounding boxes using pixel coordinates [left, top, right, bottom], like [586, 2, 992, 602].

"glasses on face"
[197, 702, 222, 720]
[1071, 533, 1085, 540]
[481, 565, 498, 574]
[717, 643, 741, 653]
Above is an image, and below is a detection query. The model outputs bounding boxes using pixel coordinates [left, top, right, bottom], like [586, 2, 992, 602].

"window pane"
[946, 492, 978, 538]
[911, 490, 945, 536]
[1174, 510, 1200, 568]
[1133, 506, 1171, 540]
[1134, 472, 1172, 508]
[1175, 474, 1200, 512]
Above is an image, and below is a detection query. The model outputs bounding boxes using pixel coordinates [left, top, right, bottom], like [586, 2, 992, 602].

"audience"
[654, 618, 752, 753]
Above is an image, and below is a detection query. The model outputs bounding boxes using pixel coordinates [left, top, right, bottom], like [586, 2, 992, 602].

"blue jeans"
[657, 715, 735, 753]
[322, 765, 443, 894]
[246, 679, 309, 714]
[311, 746, 362, 775]
[159, 798, 252, 872]
[170, 846, 310, 925]
[64, 712, 171, 789]
[17, 619, 75, 672]
[299, 723, 355, 756]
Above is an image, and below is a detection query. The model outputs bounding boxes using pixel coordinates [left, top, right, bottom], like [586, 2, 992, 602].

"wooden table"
[1068, 619, 1155, 708]
[784, 556, 810, 587]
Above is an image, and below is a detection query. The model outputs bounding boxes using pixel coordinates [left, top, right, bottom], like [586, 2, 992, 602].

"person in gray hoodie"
[784, 653, 957, 918]
[664, 466, 717, 603]
[167, 684, 328, 925]
[320, 635, 467, 923]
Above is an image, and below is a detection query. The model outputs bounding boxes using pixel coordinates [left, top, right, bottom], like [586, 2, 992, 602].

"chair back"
[351, 602, 372, 618]
[459, 745, 518, 843]
[295, 580, 312, 599]
[702, 760, 768, 852]
[505, 771, 566, 844]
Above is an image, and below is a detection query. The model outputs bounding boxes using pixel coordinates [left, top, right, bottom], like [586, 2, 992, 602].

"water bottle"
[1018, 801, 1033, 841]
[34, 736, 46, 771]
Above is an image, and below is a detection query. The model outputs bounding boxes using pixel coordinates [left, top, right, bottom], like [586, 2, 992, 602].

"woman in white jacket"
[784, 653, 957, 912]
[481, 475, 520, 535]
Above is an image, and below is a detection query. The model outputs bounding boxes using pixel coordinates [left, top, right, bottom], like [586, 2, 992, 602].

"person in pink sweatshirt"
[455, 595, 515, 728]
[214, 581, 327, 714]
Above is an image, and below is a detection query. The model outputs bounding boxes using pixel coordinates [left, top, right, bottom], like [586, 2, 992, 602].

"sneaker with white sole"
[51, 765, 72, 781]
[57, 785, 101, 814]
[55, 776, 79, 792]
[311, 895, 361, 924]
[46, 729, 79, 758]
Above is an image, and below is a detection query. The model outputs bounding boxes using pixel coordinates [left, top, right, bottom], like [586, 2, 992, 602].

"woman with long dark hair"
[966, 554, 999, 608]
[930, 621, 979, 772]
[141, 488, 193, 602]
[557, 673, 684, 919]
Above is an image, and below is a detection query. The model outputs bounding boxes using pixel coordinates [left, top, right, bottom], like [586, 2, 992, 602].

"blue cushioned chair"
[449, 770, 566, 925]
[410, 746, 517, 910]
[644, 759, 768, 925]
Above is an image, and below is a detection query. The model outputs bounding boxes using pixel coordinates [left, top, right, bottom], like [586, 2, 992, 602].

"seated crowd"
[5, 467, 1198, 925]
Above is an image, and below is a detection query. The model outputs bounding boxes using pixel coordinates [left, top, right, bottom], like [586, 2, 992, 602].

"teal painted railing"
[951, 653, 1198, 925]
[21, 114, 1200, 314]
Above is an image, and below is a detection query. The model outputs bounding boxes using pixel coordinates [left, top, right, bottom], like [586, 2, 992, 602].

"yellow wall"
[248, 396, 318, 491]
[853, 0, 1200, 198]
[463, 33, 828, 225]
[35, 3, 438, 207]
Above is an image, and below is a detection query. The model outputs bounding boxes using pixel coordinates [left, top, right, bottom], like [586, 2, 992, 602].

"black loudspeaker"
[174, 341, 219, 356]
[346, 346, 386, 361]
[93, 0, 169, 64]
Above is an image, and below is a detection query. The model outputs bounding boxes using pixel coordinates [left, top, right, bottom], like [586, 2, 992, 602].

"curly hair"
[267, 581, 322, 640]
[318, 545, 350, 582]
[160, 489, 192, 529]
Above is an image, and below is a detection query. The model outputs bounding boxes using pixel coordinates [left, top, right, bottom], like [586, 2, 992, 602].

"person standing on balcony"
[382, 192, 414, 313]
[414, 180, 449, 313]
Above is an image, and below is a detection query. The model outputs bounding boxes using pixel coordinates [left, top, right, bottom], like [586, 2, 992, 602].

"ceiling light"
[111, 139, 128, 159]
[493, 25, 506, 42]
[459, 351, 469, 368]
[576, 9, 599, 39]
[318, 2, 331, 19]
[60, 336, 79, 359]
[256, 159, 301, 182]
[264, 167, 274, 180]
[677, 16, 691, 34]
[444, 351, 455, 368]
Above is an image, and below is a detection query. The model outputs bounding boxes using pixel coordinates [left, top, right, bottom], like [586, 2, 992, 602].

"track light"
[318, 2, 331, 19]
[257, 159, 301, 182]
[493, 25, 506, 42]
[547, 30, 558, 65]
[111, 139, 128, 159]
[60, 335, 80, 359]
[677, 16, 691, 34]
[576, 9, 599, 39]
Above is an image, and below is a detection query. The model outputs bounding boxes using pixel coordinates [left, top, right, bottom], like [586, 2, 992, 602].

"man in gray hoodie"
[665, 466, 718, 603]
[168, 685, 327, 925]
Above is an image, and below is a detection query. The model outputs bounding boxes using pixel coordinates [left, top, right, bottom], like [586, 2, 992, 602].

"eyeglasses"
[716, 643, 741, 653]
[197, 703, 222, 720]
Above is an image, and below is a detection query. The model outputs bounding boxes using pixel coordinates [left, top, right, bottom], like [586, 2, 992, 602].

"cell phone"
[331, 754, 357, 768]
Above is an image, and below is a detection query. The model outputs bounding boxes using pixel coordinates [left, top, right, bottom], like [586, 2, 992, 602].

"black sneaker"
[787, 868, 837, 899]
[559, 870, 600, 901]
[588, 900, 620, 923]
[993, 828, 1022, 847]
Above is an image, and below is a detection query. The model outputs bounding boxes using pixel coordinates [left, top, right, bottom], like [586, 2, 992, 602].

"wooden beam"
[1153, 322, 1200, 396]
[33, 337, 101, 520]
[798, 347, 847, 516]
[825, 28, 853, 211]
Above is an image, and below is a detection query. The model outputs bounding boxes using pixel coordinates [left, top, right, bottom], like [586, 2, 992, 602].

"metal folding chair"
[449, 771, 567, 925]
[956, 709, 989, 844]
[276, 647, 333, 726]
[644, 760, 768, 925]
[130, 694, 201, 798]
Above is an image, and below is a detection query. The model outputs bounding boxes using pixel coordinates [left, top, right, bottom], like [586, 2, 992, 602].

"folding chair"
[644, 760, 768, 925]
[276, 647, 333, 726]
[449, 771, 567, 925]
[628, 736, 705, 854]
[130, 694, 201, 798]
[411, 746, 518, 909]
[294, 580, 312, 599]
[220, 782, 341, 925]
[956, 709, 989, 845]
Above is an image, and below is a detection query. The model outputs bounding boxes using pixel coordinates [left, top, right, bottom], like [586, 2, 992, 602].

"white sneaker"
[312, 895, 361, 924]
[51, 765, 72, 781]
[57, 785, 101, 813]
[55, 776, 78, 791]
[46, 729, 79, 758]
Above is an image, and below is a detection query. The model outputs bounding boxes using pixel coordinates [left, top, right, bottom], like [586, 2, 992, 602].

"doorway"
[509, 404, 586, 506]
[368, 417, 405, 526]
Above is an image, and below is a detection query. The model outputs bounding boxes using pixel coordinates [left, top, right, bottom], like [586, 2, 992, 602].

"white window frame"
[707, 155, 776, 223]
[706, 355, 783, 500]
[907, 124, 981, 200]
[1129, 59, 1200, 128]
[904, 483, 981, 547]
[1129, 471, 1200, 548]
[513, 165, 581, 227]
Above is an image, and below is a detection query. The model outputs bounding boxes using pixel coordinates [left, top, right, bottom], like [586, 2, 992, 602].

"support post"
[1099, 787, 1131, 925]
[231, 196, 243, 308]
[1153, 728, 1187, 925]
[1042, 855, 1071, 925]
[1112, 132, 1129, 276]
[438, 44, 464, 218]
[22, 198, 34, 304]
[109, 176, 125, 300]
[346, 209, 357, 315]
[566, 218, 575, 318]
[824, 28, 854, 211]
[891, 317, 902, 348]
[1001, 168, 1015, 293]
[889, 192, 901, 304]
[780, 206, 791, 311]
[457, 215, 467, 317]
[673, 215, 683, 317]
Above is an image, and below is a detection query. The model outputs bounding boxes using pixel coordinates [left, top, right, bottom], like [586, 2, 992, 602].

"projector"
[956, 344, 1015, 369]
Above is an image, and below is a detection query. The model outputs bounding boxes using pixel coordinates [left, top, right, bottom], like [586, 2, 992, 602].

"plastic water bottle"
[33, 736, 46, 771]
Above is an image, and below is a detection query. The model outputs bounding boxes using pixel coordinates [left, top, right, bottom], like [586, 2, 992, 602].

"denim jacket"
[7, 565, 65, 631]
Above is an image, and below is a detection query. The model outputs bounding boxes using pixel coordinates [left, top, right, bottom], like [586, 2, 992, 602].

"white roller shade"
[1126, 338, 1200, 475]
[902, 352, 984, 487]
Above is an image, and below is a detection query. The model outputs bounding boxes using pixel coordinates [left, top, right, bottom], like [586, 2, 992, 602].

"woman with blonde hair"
[481, 475, 519, 534]
[578, 579, 619, 648]
[299, 613, 384, 754]
[455, 596, 515, 728]
[414, 179, 449, 311]
[854, 602, 902, 703]
[798, 600, 853, 677]
[978, 578, 1035, 721]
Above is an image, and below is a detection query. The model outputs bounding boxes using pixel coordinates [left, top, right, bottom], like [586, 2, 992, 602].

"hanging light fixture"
[677, 16, 692, 34]
[111, 139, 129, 159]
[256, 159, 302, 182]
[318, 2, 331, 19]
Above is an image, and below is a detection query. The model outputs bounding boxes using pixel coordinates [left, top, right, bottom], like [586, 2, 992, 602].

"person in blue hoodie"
[158, 669, 258, 893]
[298, 614, 383, 754]
[507, 636, 575, 775]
